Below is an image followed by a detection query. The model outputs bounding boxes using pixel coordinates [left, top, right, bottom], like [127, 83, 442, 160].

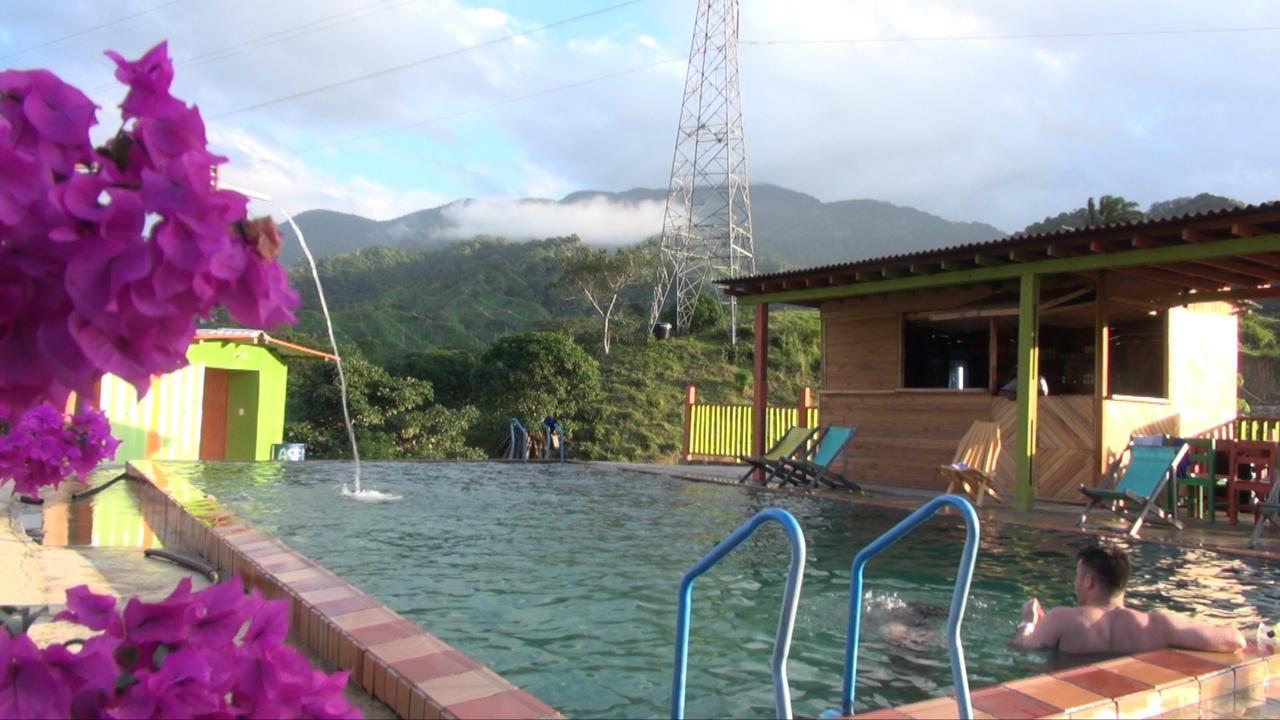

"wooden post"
[753, 303, 769, 482]
[1094, 271, 1110, 479]
[1015, 273, 1040, 510]
[797, 386, 813, 428]
[681, 385, 697, 462]
[988, 317, 999, 393]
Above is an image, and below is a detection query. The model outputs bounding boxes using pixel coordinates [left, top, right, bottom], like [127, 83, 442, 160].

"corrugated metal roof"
[194, 328, 337, 361]
[718, 200, 1280, 285]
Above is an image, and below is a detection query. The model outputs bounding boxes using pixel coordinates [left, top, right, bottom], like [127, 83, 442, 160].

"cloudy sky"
[6, 0, 1280, 237]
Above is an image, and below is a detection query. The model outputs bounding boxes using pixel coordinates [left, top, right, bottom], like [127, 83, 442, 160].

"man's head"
[1074, 545, 1130, 605]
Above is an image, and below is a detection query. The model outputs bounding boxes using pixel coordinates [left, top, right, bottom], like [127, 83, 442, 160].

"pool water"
[141, 462, 1277, 718]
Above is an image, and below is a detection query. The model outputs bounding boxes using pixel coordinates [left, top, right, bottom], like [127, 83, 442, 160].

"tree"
[1147, 193, 1244, 220]
[284, 343, 481, 459]
[556, 239, 658, 355]
[1088, 195, 1143, 225]
[470, 331, 601, 448]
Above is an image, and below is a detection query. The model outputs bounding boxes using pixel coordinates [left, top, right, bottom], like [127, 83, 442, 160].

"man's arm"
[1013, 599, 1062, 650]
[1153, 611, 1245, 653]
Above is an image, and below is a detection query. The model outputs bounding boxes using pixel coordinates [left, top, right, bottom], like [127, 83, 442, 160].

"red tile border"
[315, 593, 383, 617]
[1135, 649, 1230, 676]
[393, 650, 481, 684]
[1054, 665, 1152, 697]
[446, 689, 558, 720]
[970, 686, 1060, 719]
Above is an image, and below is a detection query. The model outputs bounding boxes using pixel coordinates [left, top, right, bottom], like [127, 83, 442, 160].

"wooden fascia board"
[732, 232, 1280, 305]
[1193, 257, 1278, 282]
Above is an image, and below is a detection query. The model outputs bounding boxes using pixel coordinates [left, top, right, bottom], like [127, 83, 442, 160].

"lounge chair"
[737, 426, 817, 484]
[771, 425, 858, 491]
[1248, 476, 1280, 548]
[1079, 442, 1190, 537]
[938, 421, 1002, 506]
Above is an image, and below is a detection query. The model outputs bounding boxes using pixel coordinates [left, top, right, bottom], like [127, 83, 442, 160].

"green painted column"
[1015, 273, 1040, 510]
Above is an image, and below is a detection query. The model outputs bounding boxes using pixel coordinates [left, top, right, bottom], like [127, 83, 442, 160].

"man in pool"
[1014, 545, 1245, 654]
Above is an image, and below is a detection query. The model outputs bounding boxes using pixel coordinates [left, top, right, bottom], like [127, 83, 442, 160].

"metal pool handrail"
[507, 418, 529, 461]
[841, 494, 981, 718]
[672, 508, 806, 720]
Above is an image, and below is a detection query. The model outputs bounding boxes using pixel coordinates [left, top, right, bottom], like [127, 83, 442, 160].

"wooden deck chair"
[737, 426, 817, 484]
[938, 421, 1003, 507]
[1249, 475, 1280, 548]
[772, 425, 858, 491]
[1079, 443, 1190, 538]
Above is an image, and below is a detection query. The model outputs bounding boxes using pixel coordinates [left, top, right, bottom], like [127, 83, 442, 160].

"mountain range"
[278, 183, 1007, 271]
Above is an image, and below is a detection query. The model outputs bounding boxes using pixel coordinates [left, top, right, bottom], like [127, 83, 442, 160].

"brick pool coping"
[125, 460, 561, 720]
[846, 646, 1280, 719]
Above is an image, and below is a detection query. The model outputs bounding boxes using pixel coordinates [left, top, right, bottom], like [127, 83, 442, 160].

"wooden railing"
[682, 386, 818, 462]
[1194, 416, 1280, 442]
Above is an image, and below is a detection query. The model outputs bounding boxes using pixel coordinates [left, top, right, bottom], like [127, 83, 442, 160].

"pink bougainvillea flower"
[0, 632, 71, 720]
[241, 592, 289, 648]
[122, 594, 192, 645]
[241, 216, 282, 261]
[41, 640, 118, 693]
[186, 575, 250, 648]
[105, 42, 182, 120]
[55, 584, 119, 631]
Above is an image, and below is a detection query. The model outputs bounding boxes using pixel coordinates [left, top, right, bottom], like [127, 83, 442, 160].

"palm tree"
[1087, 195, 1144, 225]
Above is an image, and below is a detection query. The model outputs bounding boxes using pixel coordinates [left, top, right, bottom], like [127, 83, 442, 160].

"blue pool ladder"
[671, 508, 806, 720]
[506, 418, 529, 461]
[840, 494, 981, 719]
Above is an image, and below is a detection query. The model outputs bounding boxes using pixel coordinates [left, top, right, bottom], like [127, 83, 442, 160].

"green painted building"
[99, 329, 335, 462]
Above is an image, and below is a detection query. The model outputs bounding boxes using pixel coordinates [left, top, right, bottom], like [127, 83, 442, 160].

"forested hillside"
[288, 237, 585, 363]
[278, 183, 1007, 271]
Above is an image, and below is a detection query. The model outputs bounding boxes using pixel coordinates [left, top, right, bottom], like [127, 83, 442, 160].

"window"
[1109, 313, 1167, 398]
[902, 319, 989, 389]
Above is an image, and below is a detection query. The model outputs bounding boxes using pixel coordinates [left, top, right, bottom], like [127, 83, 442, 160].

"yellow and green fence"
[681, 386, 819, 462]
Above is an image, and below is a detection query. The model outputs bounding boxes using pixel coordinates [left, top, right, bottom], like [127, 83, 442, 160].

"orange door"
[200, 369, 229, 460]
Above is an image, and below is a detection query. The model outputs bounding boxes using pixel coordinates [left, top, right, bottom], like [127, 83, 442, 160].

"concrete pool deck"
[614, 461, 1280, 562]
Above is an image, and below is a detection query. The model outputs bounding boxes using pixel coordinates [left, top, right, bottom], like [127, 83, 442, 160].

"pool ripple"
[165, 460, 1280, 719]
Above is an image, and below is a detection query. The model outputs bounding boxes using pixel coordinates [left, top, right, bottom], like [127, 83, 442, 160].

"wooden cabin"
[718, 203, 1280, 508]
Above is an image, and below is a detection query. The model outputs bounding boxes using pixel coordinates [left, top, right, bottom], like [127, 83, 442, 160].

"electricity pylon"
[649, 0, 754, 344]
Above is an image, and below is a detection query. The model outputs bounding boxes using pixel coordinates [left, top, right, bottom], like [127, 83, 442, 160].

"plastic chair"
[1227, 440, 1278, 525]
[1177, 438, 1226, 523]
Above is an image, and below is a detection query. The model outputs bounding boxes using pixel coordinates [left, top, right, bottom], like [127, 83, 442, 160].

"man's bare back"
[1019, 601, 1244, 654]
[1014, 547, 1245, 656]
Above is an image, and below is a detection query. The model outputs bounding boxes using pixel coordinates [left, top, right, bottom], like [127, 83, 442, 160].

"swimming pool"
[91, 461, 1280, 717]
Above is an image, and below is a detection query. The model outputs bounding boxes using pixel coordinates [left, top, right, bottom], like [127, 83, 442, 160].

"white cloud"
[7, 0, 1280, 233]
[441, 196, 664, 245]
[210, 127, 450, 220]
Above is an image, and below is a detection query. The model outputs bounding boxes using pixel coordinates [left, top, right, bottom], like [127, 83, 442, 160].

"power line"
[291, 56, 681, 157]
[207, 0, 648, 121]
[179, 0, 418, 71]
[742, 25, 1280, 46]
[1, 0, 189, 62]
[82, 0, 417, 98]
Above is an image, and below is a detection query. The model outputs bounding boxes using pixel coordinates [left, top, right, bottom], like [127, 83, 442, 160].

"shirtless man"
[1014, 546, 1245, 654]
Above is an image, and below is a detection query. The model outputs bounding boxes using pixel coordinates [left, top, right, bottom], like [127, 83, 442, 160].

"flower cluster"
[0, 403, 119, 497]
[0, 576, 360, 719]
[0, 41, 300, 423]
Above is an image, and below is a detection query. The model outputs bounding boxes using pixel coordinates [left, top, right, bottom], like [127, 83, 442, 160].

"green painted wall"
[187, 342, 289, 461]
[225, 371, 259, 460]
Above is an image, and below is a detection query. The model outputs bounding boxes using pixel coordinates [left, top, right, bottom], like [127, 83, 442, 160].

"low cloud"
[439, 196, 665, 245]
